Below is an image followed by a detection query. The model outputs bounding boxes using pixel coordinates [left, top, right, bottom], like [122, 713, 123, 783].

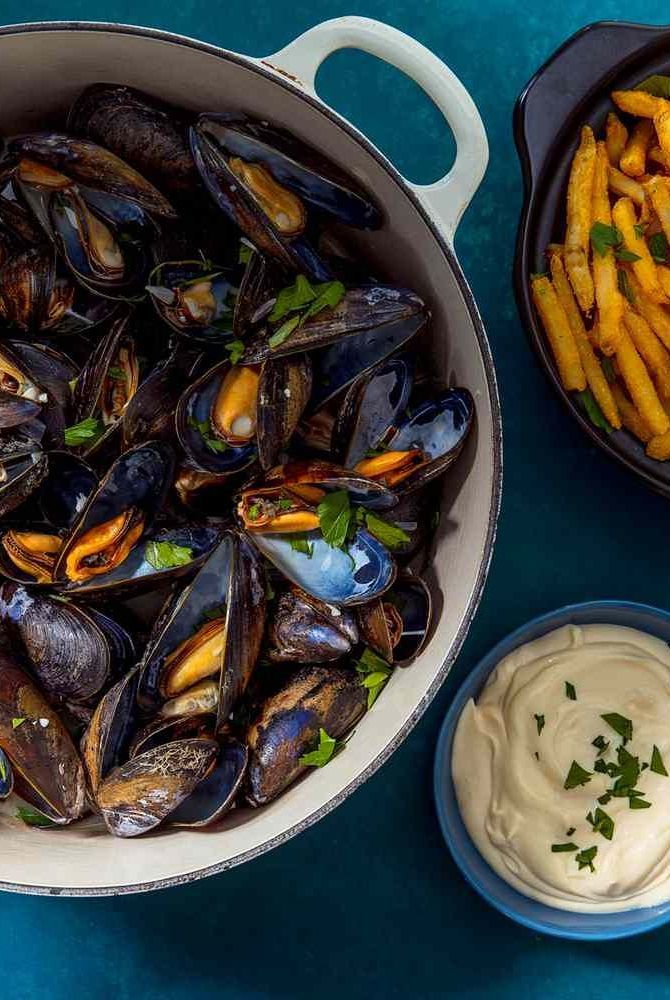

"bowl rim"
[0, 19, 502, 897]
[433, 599, 670, 940]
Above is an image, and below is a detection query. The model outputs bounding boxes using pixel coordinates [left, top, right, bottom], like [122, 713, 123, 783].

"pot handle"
[264, 16, 488, 244]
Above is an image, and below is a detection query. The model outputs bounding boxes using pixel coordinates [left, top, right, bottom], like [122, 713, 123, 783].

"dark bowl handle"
[514, 21, 666, 184]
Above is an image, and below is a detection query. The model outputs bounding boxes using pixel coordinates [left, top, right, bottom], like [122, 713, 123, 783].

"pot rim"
[0, 18, 502, 896]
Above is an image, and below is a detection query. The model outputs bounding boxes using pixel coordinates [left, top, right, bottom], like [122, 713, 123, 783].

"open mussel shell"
[248, 527, 395, 607]
[257, 354, 312, 470]
[9, 340, 77, 412]
[358, 575, 432, 667]
[168, 738, 248, 828]
[0, 246, 58, 334]
[146, 260, 238, 343]
[242, 286, 426, 366]
[81, 667, 140, 795]
[0, 581, 124, 704]
[128, 714, 214, 759]
[0, 747, 13, 799]
[333, 356, 414, 466]
[176, 360, 257, 475]
[195, 113, 382, 229]
[72, 313, 139, 455]
[246, 666, 367, 806]
[68, 83, 198, 197]
[7, 133, 177, 217]
[36, 451, 97, 529]
[53, 440, 174, 589]
[0, 520, 64, 585]
[267, 587, 358, 663]
[0, 450, 48, 518]
[0, 341, 48, 404]
[96, 737, 218, 837]
[0, 195, 43, 254]
[0, 391, 41, 429]
[122, 348, 203, 449]
[233, 246, 284, 338]
[0, 652, 86, 823]
[265, 459, 397, 510]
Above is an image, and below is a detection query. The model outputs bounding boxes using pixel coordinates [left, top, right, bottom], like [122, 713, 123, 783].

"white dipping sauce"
[452, 624, 670, 912]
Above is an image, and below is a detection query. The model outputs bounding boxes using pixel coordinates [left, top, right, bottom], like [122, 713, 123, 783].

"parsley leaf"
[590, 222, 622, 257]
[267, 275, 345, 349]
[617, 267, 635, 304]
[11, 717, 26, 729]
[355, 646, 392, 709]
[238, 241, 253, 265]
[64, 417, 103, 447]
[363, 511, 410, 550]
[270, 274, 319, 322]
[288, 534, 313, 558]
[586, 806, 614, 841]
[317, 490, 352, 549]
[187, 415, 228, 454]
[651, 745, 668, 776]
[601, 357, 616, 384]
[634, 222, 648, 238]
[630, 797, 652, 809]
[224, 339, 245, 365]
[551, 843, 578, 853]
[575, 388, 612, 433]
[202, 604, 226, 621]
[592, 734, 609, 756]
[601, 712, 633, 743]
[247, 503, 261, 521]
[15, 806, 58, 828]
[650, 232, 670, 264]
[268, 313, 301, 349]
[299, 727, 344, 767]
[575, 845, 598, 872]
[534, 713, 545, 735]
[615, 248, 642, 263]
[636, 74, 670, 99]
[144, 540, 193, 571]
[564, 760, 592, 790]
[565, 681, 577, 700]
[107, 365, 127, 381]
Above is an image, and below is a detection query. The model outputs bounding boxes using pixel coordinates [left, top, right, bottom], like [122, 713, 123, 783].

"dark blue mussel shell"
[388, 387, 474, 492]
[0, 747, 13, 799]
[334, 355, 414, 466]
[37, 451, 97, 529]
[168, 739, 248, 827]
[176, 361, 256, 475]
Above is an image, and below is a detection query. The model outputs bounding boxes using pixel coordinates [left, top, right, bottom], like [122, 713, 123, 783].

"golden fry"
[615, 327, 670, 436]
[612, 196, 668, 304]
[611, 383, 653, 442]
[623, 306, 670, 399]
[565, 126, 596, 312]
[612, 89, 670, 119]
[606, 112, 628, 165]
[644, 175, 670, 245]
[549, 250, 621, 426]
[591, 143, 624, 354]
[655, 109, 670, 166]
[607, 165, 645, 206]
[620, 119, 654, 177]
[648, 145, 669, 169]
[531, 275, 586, 391]
[658, 265, 670, 299]
[647, 429, 670, 460]
[628, 272, 670, 349]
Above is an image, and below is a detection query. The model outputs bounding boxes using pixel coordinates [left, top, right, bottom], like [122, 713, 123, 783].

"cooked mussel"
[332, 356, 414, 466]
[262, 459, 397, 509]
[0, 341, 47, 404]
[267, 587, 359, 663]
[96, 737, 217, 837]
[168, 738, 247, 827]
[0, 524, 63, 583]
[160, 679, 220, 719]
[128, 714, 213, 759]
[357, 576, 432, 666]
[146, 260, 238, 343]
[0, 652, 86, 823]
[246, 666, 367, 806]
[122, 348, 203, 449]
[81, 667, 140, 794]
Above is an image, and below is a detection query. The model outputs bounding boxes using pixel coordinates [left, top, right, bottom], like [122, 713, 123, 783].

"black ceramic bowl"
[514, 20, 670, 498]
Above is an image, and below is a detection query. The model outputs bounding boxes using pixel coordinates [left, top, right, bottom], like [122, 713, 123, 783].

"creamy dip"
[452, 624, 670, 912]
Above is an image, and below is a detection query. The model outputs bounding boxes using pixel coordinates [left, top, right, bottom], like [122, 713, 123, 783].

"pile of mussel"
[0, 83, 474, 836]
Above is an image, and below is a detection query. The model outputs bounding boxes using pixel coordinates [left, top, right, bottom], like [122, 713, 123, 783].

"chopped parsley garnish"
[11, 717, 26, 729]
[564, 760, 592, 790]
[64, 416, 103, 447]
[586, 807, 614, 841]
[601, 357, 616, 383]
[592, 734, 609, 756]
[288, 534, 313, 558]
[202, 604, 226, 621]
[363, 511, 410, 550]
[107, 365, 127, 381]
[630, 796, 652, 809]
[551, 842, 578, 853]
[650, 232, 670, 264]
[590, 222, 622, 257]
[144, 540, 193, 571]
[534, 713, 545, 736]
[299, 727, 345, 767]
[575, 388, 612, 433]
[634, 222, 648, 237]
[615, 248, 642, 263]
[238, 241, 253, 265]
[355, 646, 392, 709]
[575, 845, 598, 872]
[267, 275, 345, 349]
[651, 745, 668, 776]
[565, 681, 577, 700]
[317, 489, 352, 549]
[224, 339, 245, 365]
[278, 498, 293, 511]
[187, 415, 228, 453]
[601, 712, 633, 743]
[247, 503, 261, 521]
[617, 267, 636, 304]
[635, 74, 670, 99]
[15, 806, 58, 828]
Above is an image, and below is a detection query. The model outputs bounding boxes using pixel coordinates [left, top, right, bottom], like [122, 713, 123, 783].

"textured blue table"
[4, 2, 670, 997]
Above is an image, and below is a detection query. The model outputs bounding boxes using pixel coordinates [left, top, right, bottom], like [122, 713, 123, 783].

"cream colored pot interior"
[0, 26, 499, 893]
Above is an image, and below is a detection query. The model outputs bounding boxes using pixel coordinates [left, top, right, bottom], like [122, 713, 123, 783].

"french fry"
[644, 175, 670, 245]
[615, 327, 670, 436]
[606, 112, 628, 165]
[612, 196, 669, 304]
[647, 429, 670, 460]
[655, 109, 670, 167]
[608, 165, 645, 206]
[531, 275, 586, 391]
[611, 383, 653, 442]
[612, 89, 670, 119]
[648, 145, 669, 169]
[623, 306, 670, 399]
[658, 265, 670, 299]
[620, 119, 654, 177]
[591, 143, 624, 355]
[628, 272, 670, 349]
[549, 249, 621, 426]
[565, 126, 596, 312]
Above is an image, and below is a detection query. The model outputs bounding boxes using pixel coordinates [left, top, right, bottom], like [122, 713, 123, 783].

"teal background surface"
[3, 2, 670, 998]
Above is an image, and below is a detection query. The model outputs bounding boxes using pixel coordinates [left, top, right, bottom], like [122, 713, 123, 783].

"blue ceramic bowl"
[434, 601, 670, 940]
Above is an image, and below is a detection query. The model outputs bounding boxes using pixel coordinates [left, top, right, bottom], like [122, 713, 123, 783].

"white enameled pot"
[0, 16, 501, 895]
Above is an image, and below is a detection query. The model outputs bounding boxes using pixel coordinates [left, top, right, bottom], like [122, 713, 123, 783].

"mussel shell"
[357, 576, 432, 667]
[122, 348, 203, 449]
[242, 286, 426, 366]
[257, 354, 312, 471]
[247, 527, 395, 607]
[0, 246, 55, 334]
[333, 356, 414, 466]
[0, 392, 41, 429]
[128, 714, 214, 759]
[0, 519, 63, 585]
[9, 340, 77, 412]
[0, 340, 48, 404]
[68, 83, 198, 197]
[267, 587, 358, 663]
[246, 665, 367, 806]
[0, 422, 45, 458]
[176, 360, 256, 475]
[0, 195, 43, 250]
[233, 247, 284, 338]
[266, 460, 397, 510]
[168, 739, 248, 828]
[146, 260, 238, 343]
[80, 667, 140, 794]
[0, 747, 13, 799]
[0, 450, 48, 518]
[387, 388, 474, 493]
[96, 737, 218, 837]
[54, 440, 175, 585]
[0, 582, 112, 704]
[7, 133, 177, 217]
[0, 652, 86, 822]
[36, 451, 97, 529]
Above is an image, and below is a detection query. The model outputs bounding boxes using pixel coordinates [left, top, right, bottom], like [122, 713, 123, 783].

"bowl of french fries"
[515, 20, 670, 496]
